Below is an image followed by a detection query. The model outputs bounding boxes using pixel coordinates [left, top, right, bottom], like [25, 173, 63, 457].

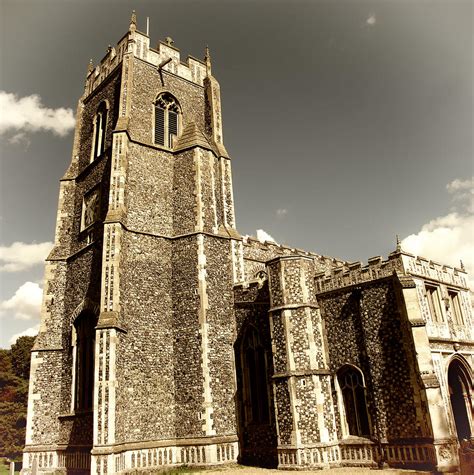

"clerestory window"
[92, 102, 108, 161]
[154, 92, 180, 148]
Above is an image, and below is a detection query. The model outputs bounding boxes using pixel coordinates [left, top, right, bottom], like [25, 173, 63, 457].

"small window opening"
[92, 102, 108, 161]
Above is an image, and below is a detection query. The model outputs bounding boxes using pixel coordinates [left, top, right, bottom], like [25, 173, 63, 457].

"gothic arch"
[446, 355, 473, 441]
[336, 364, 371, 438]
[69, 297, 100, 327]
[69, 300, 99, 412]
[152, 91, 182, 147]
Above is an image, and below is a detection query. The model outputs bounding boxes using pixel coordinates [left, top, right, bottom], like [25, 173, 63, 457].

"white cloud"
[366, 15, 376, 26]
[256, 229, 277, 244]
[276, 208, 288, 217]
[447, 177, 474, 193]
[402, 177, 474, 289]
[446, 176, 473, 213]
[0, 91, 75, 138]
[0, 241, 53, 272]
[0, 282, 43, 321]
[9, 324, 40, 346]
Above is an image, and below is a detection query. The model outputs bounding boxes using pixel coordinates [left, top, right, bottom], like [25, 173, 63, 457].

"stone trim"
[91, 434, 238, 453]
[273, 369, 332, 379]
[47, 226, 239, 263]
[269, 303, 320, 312]
[91, 440, 238, 474]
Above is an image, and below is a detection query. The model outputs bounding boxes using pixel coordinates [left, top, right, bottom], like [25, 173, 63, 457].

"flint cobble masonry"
[23, 12, 473, 475]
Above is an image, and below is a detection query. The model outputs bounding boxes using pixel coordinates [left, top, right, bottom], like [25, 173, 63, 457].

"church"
[23, 13, 473, 474]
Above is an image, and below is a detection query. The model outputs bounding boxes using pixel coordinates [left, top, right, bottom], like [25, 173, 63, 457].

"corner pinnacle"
[87, 59, 93, 74]
[460, 259, 465, 271]
[396, 235, 402, 252]
[205, 45, 212, 76]
[130, 10, 137, 31]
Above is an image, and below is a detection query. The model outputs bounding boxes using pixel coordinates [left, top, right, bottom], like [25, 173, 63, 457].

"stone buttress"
[267, 256, 339, 469]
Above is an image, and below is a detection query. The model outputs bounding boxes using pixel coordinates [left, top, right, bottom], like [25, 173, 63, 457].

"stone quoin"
[22, 12, 473, 475]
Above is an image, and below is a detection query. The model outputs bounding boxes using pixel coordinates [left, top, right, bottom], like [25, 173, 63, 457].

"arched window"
[73, 312, 97, 410]
[241, 326, 269, 424]
[154, 92, 181, 148]
[92, 102, 108, 161]
[337, 365, 370, 437]
[448, 358, 473, 441]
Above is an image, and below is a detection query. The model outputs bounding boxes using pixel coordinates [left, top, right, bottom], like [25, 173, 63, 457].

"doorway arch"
[234, 323, 277, 467]
[447, 357, 473, 441]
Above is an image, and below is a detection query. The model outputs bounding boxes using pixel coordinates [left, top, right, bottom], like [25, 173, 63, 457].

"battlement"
[84, 13, 207, 99]
[314, 253, 403, 293]
[314, 247, 469, 294]
[242, 235, 346, 266]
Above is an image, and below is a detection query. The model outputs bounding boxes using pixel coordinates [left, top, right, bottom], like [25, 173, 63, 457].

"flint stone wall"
[319, 278, 421, 441]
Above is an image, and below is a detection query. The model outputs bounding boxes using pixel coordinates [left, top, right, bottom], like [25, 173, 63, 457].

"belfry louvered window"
[154, 93, 181, 147]
[92, 102, 108, 161]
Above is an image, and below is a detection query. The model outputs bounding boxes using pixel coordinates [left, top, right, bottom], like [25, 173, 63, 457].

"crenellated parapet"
[240, 236, 346, 285]
[314, 254, 403, 294]
[84, 17, 207, 100]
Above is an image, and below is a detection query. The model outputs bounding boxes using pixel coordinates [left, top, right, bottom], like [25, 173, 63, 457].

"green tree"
[11, 336, 35, 380]
[0, 336, 35, 462]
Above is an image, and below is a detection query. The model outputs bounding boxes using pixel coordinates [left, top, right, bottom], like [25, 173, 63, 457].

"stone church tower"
[23, 12, 473, 475]
[23, 12, 242, 474]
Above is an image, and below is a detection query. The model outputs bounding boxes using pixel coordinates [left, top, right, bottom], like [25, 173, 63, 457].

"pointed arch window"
[337, 365, 370, 437]
[154, 92, 181, 148]
[92, 102, 108, 161]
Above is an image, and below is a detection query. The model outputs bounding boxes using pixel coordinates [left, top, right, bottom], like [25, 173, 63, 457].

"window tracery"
[337, 365, 370, 437]
[154, 92, 181, 147]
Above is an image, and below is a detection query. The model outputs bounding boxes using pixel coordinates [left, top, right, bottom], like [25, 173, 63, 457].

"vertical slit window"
[92, 102, 108, 161]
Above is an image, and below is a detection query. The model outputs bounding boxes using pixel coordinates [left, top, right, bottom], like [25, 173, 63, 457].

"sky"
[0, 0, 472, 347]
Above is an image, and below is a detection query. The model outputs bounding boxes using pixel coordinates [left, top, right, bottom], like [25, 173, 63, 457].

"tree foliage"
[0, 337, 35, 461]
[11, 336, 35, 380]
